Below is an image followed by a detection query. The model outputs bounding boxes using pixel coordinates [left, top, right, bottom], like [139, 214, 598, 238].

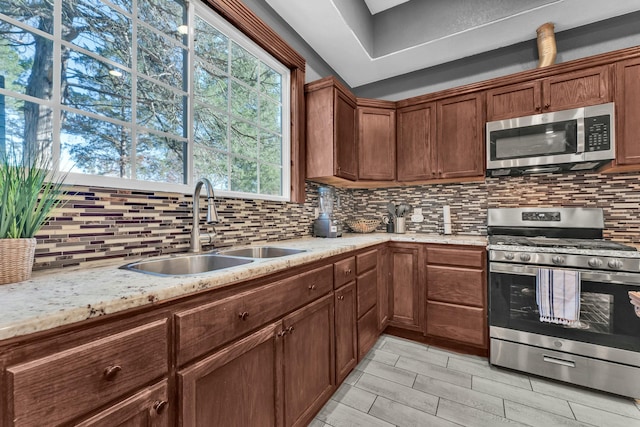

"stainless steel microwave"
[486, 103, 615, 177]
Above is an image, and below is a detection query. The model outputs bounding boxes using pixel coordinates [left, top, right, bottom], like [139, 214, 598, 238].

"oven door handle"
[490, 262, 640, 285]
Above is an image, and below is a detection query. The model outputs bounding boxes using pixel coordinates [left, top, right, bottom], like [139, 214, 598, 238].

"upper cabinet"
[357, 99, 396, 180]
[436, 93, 485, 179]
[396, 102, 436, 181]
[306, 77, 358, 181]
[486, 65, 612, 121]
[614, 57, 640, 166]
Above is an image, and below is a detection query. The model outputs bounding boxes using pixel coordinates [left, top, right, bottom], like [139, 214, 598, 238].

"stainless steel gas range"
[487, 207, 640, 398]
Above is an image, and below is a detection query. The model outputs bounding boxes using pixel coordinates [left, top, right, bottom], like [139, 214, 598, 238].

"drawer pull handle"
[103, 365, 122, 381]
[338, 295, 344, 300]
[238, 311, 250, 320]
[345, 268, 352, 275]
[308, 284, 316, 290]
[543, 355, 575, 368]
[153, 400, 168, 415]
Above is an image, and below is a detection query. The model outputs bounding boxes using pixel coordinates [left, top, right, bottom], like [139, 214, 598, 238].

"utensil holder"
[394, 217, 406, 234]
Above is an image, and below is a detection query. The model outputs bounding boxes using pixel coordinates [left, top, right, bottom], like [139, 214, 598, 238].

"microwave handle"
[489, 262, 640, 286]
[576, 117, 585, 154]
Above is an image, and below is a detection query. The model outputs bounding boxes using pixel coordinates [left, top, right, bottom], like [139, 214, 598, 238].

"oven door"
[489, 262, 640, 353]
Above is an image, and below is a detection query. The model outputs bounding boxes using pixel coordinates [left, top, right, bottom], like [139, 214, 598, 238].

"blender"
[313, 186, 341, 238]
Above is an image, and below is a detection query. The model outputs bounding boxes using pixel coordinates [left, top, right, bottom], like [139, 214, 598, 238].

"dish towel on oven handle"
[536, 268, 581, 325]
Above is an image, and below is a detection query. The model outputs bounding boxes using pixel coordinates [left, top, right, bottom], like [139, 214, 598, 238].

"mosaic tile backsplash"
[34, 171, 640, 271]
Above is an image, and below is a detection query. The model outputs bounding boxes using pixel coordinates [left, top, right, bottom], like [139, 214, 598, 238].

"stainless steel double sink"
[121, 246, 306, 276]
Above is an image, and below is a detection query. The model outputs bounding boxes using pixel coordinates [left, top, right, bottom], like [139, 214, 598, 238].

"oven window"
[490, 271, 640, 352]
[490, 120, 577, 160]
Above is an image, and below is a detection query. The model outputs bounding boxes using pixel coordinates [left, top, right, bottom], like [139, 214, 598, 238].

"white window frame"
[0, 0, 291, 201]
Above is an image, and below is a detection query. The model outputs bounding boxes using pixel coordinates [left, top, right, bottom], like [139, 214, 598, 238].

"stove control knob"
[504, 252, 515, 260]
[608, 259, 623, 270]
[552, 255, 565, 265]
[588, 258, 603, 268]
[519, 253, 531, 262]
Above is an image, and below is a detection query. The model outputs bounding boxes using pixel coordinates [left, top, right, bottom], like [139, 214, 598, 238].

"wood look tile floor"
[310, 335, 640, 427]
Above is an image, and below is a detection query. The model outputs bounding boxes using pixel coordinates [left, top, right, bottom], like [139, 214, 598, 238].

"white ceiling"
[265, 0, 640, 88]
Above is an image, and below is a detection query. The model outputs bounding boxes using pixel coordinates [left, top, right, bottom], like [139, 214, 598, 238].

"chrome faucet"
[190, 178, 219, 252]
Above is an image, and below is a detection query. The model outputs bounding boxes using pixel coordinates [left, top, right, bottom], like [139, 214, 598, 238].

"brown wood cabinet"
[355, 250, 379, 359]
[377, 245, 390, 330]
[425, 245, 487, 350]
[486, 65, 612, 121]
[334, 281, 357, 385]
[614, 57, 640, 166]
[396, 102, 436, 181]
[388, 243, 422, 331]
[306, 77, 357, 181]
[357, 100, 396, 180]
[436, 93, 485, 179]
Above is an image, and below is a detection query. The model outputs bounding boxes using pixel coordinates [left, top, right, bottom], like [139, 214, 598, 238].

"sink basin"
[218, 246, 306, 258]
[121, 254, 254, 276]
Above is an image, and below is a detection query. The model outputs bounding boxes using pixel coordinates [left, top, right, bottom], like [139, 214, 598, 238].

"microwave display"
[585, 115, 610, 152]
[492, 120, 577, 160]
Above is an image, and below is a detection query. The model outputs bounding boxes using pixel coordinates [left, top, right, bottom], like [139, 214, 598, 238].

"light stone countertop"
[0, 233, 486, 341]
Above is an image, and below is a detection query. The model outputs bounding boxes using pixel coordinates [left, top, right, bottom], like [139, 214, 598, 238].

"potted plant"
[0, 151, 66, 285]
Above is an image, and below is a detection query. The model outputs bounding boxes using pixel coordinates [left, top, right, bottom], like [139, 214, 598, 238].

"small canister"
[394, 217, 406, 234]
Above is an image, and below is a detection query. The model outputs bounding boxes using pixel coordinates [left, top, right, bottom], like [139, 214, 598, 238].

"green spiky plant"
[0, 150, 67, 239]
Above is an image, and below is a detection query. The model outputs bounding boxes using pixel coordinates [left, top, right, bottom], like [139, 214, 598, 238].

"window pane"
[231, 156, 257, 193]
[136, 133, 185, 183]
[194, 105, 228, 151]
[231, 41, 258, 87]
[63, 48, 132, 121]
[260, 62, 281, 101]
[62, 0, 132, 67]
[136, 77, 185, 136]
[230, 81, 257, 122]
[61, 112, 131, 178]
[0, 94, 53, 160]
[138, 26, 186, 87]
[260, 132, 281, 165]
[260, 96, 281, 133]
[194, 61, 227, 110]
[194, 17, 228, 72]
[137, 0, 187, 45]
[193, 145, 228, 190]
[1, 0, 53, 33]
[0, 23, 53, 98]
[230, 119, 257, 158]
[259, 163, 282, 196]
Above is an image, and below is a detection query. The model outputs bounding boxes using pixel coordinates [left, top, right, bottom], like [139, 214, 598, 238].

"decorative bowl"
[344, 218, 381, 233]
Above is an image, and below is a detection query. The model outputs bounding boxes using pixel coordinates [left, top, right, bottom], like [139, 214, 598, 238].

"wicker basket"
[344, 218, 381, 233]
[0, 238, 37, 285]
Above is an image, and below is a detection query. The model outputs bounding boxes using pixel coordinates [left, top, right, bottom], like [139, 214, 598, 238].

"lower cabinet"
[178, 294, 335, 427]
[334, 281, 357, 384]
[388, 243, 423, 331]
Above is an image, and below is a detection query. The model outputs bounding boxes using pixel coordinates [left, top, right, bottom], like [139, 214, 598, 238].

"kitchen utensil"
[387, 202, 396, 218]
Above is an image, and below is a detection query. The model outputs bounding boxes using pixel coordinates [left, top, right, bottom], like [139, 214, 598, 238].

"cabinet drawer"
[426, 301, 486, 348]
[357, 306, 378, 360]
[334, 257, 356, 288]
[356, 250, 377, 275]
[177, 265, 333, 365]
[357, 268, 377, 318]
[8, 320, 169, 427]
[427, 266, 484, 307]
[426, 246, 484, 268]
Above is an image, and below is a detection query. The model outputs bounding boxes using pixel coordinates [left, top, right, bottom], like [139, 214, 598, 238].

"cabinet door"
[543, 65, 611, 112]
[334, 282, 357, 384]
[615, 58, 640, 165]
[75, 380, 169, 427]
[335, 89, 357, 180]
[179, 322, 283, 427]
[282, 294, 335, 427]
[486, 81, 542, 121]
[436, 93, 485, 179]
[396, 103, 436, 181]
[388, 244, 422, 331]
[357, 106, 396, 180]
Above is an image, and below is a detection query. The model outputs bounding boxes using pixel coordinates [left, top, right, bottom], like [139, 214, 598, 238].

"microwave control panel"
[584, 115, 611, 152]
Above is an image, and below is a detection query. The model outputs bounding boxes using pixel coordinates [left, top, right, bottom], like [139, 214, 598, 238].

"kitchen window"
[0, 0, 291, 201]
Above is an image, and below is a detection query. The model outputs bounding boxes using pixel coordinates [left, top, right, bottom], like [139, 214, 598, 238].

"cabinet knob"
[238, 311, 250, 320]
[544, 103, 550, 110]
[286, 326, 295, 334]
[103, 365, 122, 381]
[535, 106, 542, 112]
[344, 268, 351, 276]
[308, 284, 317, 290]
[338, 295, 344, 301]
[153, 400, 168, 415]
